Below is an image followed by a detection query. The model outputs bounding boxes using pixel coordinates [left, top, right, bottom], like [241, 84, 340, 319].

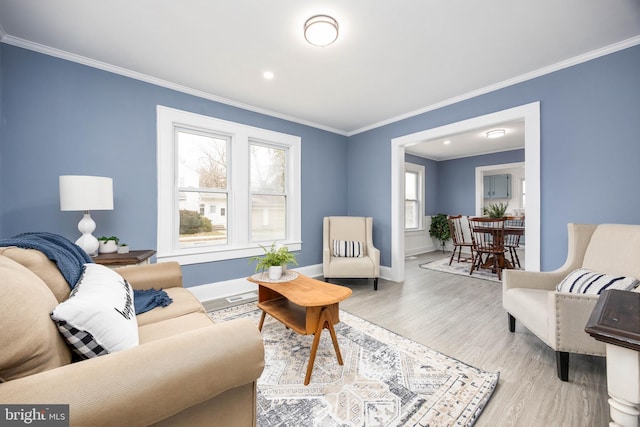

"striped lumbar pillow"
[332, 240, 364, 257]
[556, 268, 639, 295]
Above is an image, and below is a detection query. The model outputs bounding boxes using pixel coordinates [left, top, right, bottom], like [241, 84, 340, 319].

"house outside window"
[157, 106, 301, 265]
[250, 142, 287, 242]
[405, 162, 425, 230]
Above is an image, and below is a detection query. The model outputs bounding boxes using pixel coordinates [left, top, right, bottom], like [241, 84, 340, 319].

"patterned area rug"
[419, 255, 522, 283]
[209, 303, 499, 426]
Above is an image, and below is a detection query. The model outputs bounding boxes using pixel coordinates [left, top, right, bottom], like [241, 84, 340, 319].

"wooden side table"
[585, 289, 640, 427]
[93, 249, 156, 268]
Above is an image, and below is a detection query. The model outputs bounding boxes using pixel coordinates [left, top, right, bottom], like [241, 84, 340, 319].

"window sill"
[157, 242, 302, 265]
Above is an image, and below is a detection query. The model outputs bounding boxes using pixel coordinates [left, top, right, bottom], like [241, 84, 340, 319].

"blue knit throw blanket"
[0, 232, 171, 314]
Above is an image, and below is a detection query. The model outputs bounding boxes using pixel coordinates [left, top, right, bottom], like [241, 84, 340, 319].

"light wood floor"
[332, 251, 609, 427]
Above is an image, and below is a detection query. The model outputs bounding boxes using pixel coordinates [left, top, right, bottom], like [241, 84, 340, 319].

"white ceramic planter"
[117, 245, 130, 254]
[99, 240, 118, 254]
[268, 265, 283, 280]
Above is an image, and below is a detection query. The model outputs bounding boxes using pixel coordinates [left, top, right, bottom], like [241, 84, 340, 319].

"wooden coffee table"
[248, 272, 352, 385]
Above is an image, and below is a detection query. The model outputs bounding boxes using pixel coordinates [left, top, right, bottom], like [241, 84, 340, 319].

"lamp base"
[76, 212, 99, 257]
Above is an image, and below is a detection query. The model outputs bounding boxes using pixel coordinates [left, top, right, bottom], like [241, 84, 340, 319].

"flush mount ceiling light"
[304, 15, 339, 47]
[486, 129, 506, 139]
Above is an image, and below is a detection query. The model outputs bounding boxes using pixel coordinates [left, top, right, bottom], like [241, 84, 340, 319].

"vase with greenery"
[429, 214, 451, 252]
[98, 236, 119, 254]
[483, 202, 509, 218]
[249, 243, 298, 279]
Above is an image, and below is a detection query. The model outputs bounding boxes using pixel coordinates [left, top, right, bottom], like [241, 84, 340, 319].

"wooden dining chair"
[504, 216, 524, 268]
[447, 215, 474, 265]
[468, 216, 507, 280]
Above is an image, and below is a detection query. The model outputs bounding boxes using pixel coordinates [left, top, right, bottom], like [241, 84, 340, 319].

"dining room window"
[405, 162, 425, 230]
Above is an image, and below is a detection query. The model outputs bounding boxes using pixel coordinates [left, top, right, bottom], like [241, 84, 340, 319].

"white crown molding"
[0, 34, 348, 137]
[349, 35, 640, 136]
[1, 33, 639, 137]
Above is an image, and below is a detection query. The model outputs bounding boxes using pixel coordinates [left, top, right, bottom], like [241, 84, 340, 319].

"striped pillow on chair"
[332, 240, 364, 257]
[556, 268, 639, 295]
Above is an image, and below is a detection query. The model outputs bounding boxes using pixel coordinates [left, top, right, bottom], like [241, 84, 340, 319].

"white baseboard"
[188, 263, 393, 303]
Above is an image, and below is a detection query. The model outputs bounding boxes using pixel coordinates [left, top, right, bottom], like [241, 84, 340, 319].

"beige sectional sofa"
[0, 246, 265, 426]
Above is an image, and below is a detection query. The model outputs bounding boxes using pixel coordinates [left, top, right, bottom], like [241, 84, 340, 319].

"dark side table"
[585, 289, 640, 427]
[93, 249, 156, 268]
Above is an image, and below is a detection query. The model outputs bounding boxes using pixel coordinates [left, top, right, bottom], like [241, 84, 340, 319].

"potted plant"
[117, 243, 130, 254]
[429, 214, 451, 252]
[98, 236, 119, 254]
[483, 202, 509, 218]
[250, 243, 298, 280]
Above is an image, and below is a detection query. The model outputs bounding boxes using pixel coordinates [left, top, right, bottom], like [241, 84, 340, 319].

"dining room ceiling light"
[486, 129, 506, 139]
[304, 15, 339, 47]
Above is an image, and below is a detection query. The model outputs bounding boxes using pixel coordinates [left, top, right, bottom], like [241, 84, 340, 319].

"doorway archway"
[390, 102, 540, 282]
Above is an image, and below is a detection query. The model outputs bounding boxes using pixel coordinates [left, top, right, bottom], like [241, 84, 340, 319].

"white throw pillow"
[51, 263, 139, 359]
[556, 268, 639, 295]
[332, 240, 364, 257]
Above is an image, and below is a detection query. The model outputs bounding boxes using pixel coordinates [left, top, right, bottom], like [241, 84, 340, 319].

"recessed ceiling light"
[263, 71, 274, 80]
[486, 129, 506, 139]
[443, 140, 451, 145]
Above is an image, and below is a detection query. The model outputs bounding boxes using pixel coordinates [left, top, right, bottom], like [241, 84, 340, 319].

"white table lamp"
[59, 175, 114, 256]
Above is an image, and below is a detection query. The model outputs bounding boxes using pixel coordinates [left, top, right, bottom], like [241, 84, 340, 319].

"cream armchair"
[503, 223, 640, 381]
[323, 216, 380, 290]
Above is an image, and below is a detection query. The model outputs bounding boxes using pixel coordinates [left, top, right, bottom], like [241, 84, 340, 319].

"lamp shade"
[59, 175, 114, 211]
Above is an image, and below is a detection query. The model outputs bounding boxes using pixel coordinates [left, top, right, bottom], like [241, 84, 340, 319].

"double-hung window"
[157, 106, 301, 265]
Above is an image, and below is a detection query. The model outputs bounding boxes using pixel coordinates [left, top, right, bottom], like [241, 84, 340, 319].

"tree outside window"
[250, 143, 287, 242]
[177, 129, 228, 247]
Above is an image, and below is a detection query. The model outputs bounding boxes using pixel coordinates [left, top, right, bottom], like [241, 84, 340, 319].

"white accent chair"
[503, 223, 640, 381]
[323, 216, 380, 290]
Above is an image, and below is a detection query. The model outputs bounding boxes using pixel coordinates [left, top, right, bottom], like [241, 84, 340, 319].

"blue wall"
[2, 42, 639, 279]
[349, 44, 640, 270]
[406, 150, 525, 219]
[0, 44, 348, 286]
[437, 149, 525, 216]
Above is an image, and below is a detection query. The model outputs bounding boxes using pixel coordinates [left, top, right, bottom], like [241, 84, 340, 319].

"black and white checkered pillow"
[54, 320, 109, 359]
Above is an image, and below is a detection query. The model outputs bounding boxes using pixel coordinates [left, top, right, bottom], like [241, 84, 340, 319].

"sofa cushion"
[556, 268, 639, 295]
[0, 246, 71, 302]
[138, 312, 214, 344]
[51, 264, 139, 359]
[332, 240, 364, 257]
[136, 287, 205, 327]
[0, 255, 71, 381]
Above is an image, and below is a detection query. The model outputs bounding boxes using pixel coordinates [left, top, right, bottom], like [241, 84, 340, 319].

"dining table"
[470, 220, 524, 272]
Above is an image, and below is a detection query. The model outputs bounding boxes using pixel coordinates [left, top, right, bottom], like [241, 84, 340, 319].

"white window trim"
[405, 162, 425, 231]
[157, 105, 301, 265]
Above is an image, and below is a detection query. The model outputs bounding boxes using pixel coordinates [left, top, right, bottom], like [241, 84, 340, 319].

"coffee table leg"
[258, 310, 266, 332]
[327, 318, 343, 366]
[304, 307, 344, 385]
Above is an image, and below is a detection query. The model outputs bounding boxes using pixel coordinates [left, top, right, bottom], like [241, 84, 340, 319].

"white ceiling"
[1, 1, 639, 147]
[405, 119, 525, 161]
